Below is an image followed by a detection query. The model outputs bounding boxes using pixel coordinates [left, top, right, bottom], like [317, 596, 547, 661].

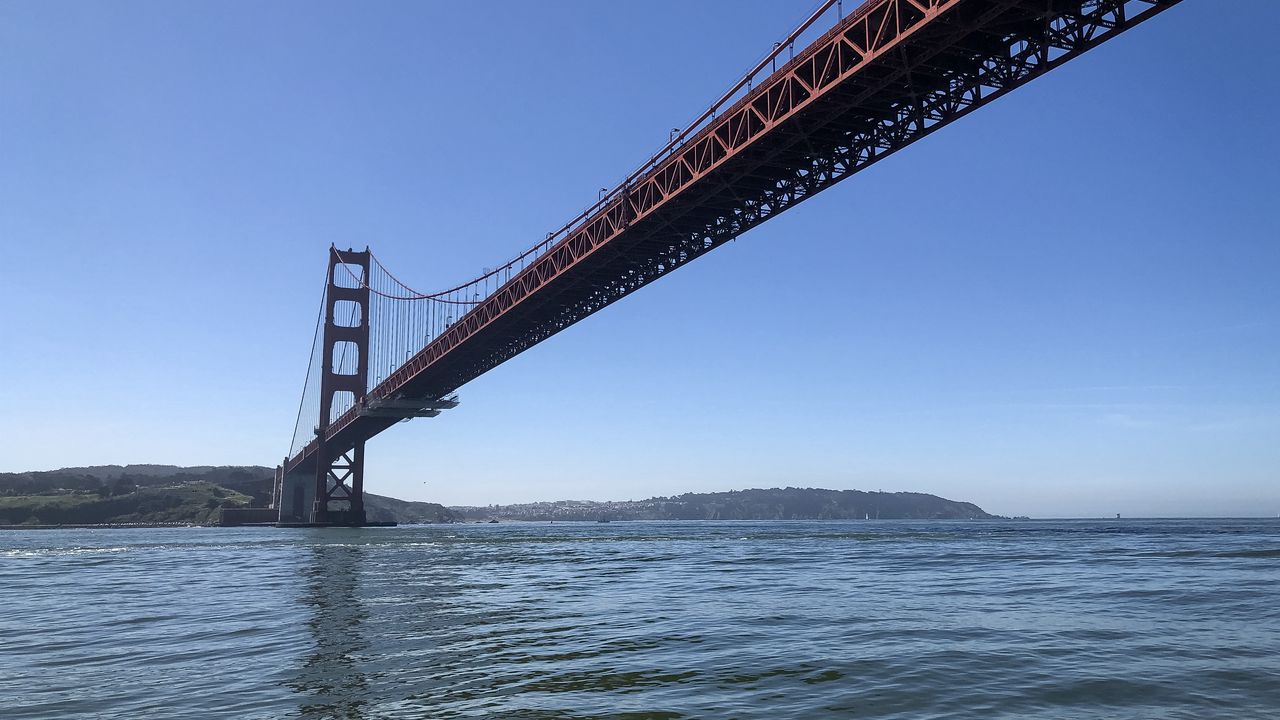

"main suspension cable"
[327, 4, 846, 310]
[332, 249, 482, 305]
[286, 271, 328, 459]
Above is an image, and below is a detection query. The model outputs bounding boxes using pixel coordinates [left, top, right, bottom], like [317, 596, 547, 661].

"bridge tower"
[311, 246, 371, 525]
[276, 246, 371, 526]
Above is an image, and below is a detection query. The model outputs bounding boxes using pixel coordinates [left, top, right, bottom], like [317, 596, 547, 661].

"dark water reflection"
[2, 519, 1279, 718]
[290, 539, 372, 718]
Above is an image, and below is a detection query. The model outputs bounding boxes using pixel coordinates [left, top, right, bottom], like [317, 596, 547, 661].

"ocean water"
[1, 519, 1277, 719]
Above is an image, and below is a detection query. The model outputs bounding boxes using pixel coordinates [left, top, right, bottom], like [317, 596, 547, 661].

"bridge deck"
[288, 0, 1178, 474]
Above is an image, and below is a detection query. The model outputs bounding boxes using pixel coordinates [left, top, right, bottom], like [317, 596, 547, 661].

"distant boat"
[597, 516, 610, 523]
[488, 519, 499, 524]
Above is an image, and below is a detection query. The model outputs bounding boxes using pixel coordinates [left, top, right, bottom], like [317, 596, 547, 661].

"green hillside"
[0, 465, 457, 526]
[0, 482, 253, 526]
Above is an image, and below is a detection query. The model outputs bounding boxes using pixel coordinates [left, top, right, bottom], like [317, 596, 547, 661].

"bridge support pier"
[277, 465, 315, 524]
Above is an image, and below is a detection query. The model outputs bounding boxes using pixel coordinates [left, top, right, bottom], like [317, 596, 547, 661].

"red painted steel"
[309, 247, 370, 523]
[287, 0, 1181, 474]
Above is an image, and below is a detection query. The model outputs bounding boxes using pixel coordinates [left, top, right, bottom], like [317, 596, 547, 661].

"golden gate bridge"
[267, 0, 1181, 526]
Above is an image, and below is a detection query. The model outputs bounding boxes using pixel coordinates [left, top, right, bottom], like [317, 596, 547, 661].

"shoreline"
[0, 522, 202, 530]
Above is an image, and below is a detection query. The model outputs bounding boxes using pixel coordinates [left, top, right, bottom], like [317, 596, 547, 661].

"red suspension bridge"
[271, 0, 1180, 525]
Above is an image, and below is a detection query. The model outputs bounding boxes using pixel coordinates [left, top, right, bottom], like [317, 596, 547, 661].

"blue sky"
[1, 1, 1277, 517]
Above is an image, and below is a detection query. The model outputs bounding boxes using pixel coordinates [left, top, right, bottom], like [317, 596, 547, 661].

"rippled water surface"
[2, 519, 1278, 718]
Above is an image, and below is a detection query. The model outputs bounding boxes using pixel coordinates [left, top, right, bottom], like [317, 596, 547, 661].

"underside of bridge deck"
[286, 0, 1179, 480]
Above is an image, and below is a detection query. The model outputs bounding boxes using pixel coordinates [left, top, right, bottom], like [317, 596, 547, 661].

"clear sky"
[2, 1, 1277, 518]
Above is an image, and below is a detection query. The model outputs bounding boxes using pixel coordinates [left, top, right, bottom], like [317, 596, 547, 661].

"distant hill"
[452, 487, 993, 521]
[1, 467, 993, 526]
[364, 492, 457, 525]
[29, 465, 226, 480]
[0, 465, 457, 526]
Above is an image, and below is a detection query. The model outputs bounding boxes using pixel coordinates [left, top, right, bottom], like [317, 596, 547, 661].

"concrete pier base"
[275, 521, 397, 528]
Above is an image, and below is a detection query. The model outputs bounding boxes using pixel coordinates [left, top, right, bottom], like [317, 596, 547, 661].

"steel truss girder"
[288, 0, 1180, 473]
